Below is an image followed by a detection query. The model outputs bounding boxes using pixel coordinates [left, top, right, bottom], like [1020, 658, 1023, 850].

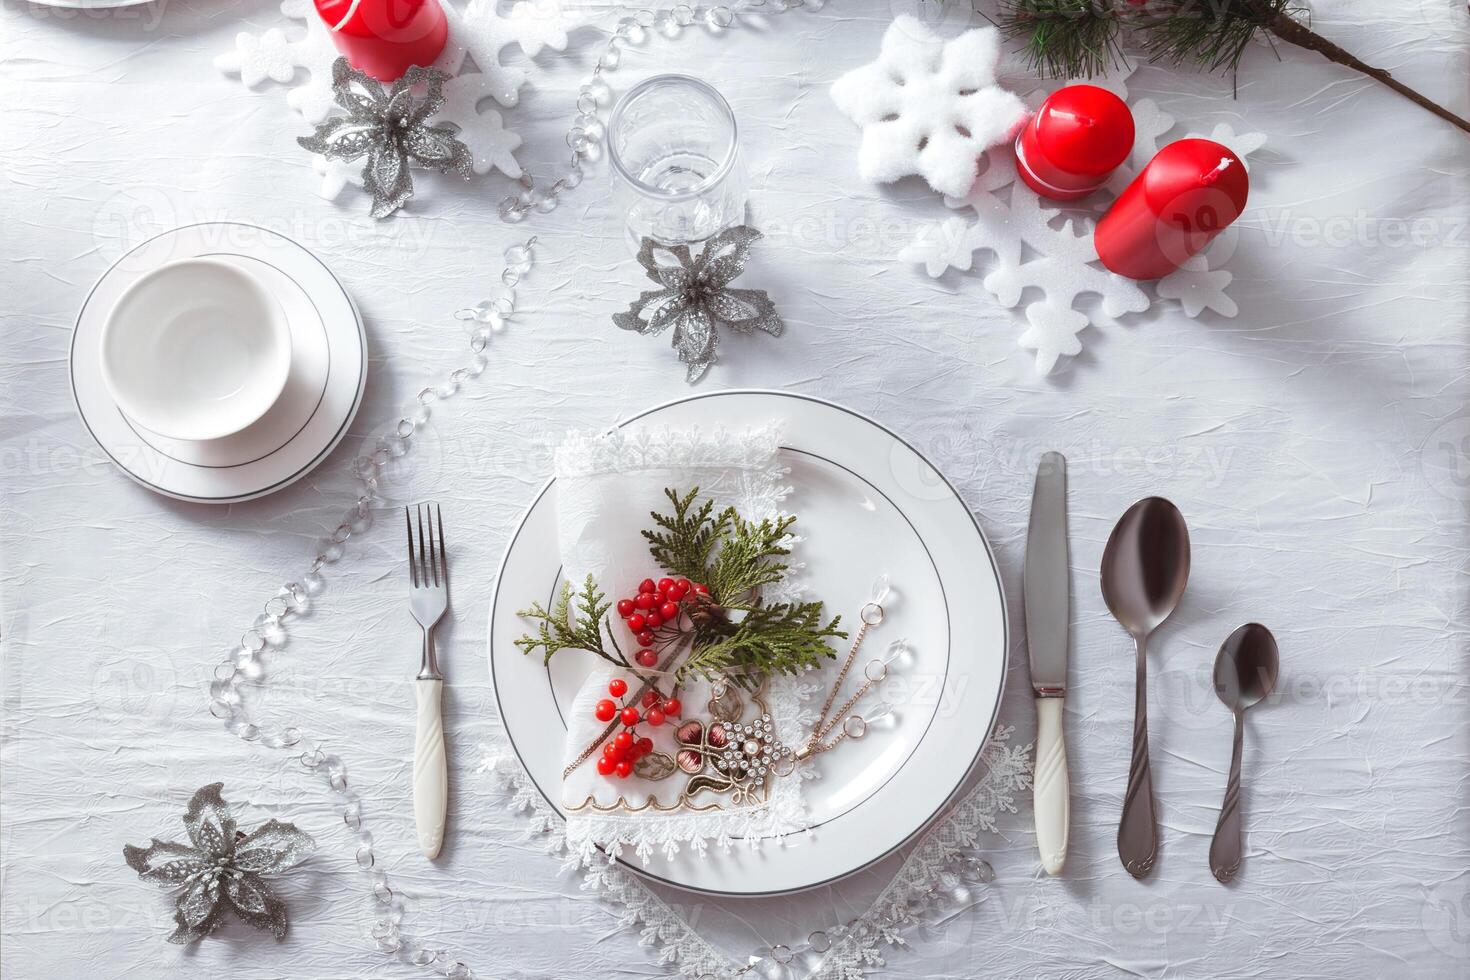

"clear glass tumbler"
[608, 74, 748, 247]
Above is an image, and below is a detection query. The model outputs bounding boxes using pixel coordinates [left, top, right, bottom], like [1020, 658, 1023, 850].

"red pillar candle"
[314, 0, 448, 82]
[1014, 84, 1135, 201]
[1094, 138, 1249, 281]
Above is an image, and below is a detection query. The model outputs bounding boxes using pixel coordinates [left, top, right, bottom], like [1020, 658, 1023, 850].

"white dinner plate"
[71, 222, 366, 504]
[488, 390, 1008, 895]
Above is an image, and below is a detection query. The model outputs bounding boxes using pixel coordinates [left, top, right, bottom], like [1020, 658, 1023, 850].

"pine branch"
[997, 0, 1470, 136]
[1129, 0, 1282, 73]
[680, 599, 844, 687]
[999, 0, 1129, 79]
[642, 487, 731, 585]
[515, 574, 626, 667]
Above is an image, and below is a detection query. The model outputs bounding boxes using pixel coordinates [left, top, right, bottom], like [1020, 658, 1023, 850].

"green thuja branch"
[680, 598, 844, 686]
[706, 511, 796, 605]
[641, 486, 796, 606]
[642, 487, 731, 585]
[645, 486, 844, 686]
[515, 574, 626, 667]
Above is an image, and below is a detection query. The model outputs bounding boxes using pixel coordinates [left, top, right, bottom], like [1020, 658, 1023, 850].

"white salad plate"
[488, 390, 1008, 896]
[71, 222, 366, 504]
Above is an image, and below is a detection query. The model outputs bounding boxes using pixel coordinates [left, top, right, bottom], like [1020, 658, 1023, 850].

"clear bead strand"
[205, 0, 830, 976]
[206, 238, 536, 980]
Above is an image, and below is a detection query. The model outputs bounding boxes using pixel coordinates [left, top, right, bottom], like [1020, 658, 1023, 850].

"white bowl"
[99, 258, 292, 442]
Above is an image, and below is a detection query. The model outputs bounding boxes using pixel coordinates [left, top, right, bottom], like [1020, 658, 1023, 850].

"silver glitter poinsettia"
[613, 226, 784, 383]
[297, 58, 473, 219]
[123, 783, 315, 944]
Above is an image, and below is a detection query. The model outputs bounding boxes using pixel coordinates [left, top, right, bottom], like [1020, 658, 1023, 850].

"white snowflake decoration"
[504, 0, 573, 59]
[831, 16, 1028, 198]
[442, 73, 524, 178]
[216, 0, 580, 198]
[310, 153, 363, 198]
[898, 68, 1265, 375]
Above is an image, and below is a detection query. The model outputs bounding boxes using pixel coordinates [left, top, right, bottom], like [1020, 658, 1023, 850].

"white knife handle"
[413, 679, 447, 859]
[1034, 696, 1070, 875]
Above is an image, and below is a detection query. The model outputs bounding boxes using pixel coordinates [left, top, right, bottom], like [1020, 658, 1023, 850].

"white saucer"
[72, 223, 366, 503]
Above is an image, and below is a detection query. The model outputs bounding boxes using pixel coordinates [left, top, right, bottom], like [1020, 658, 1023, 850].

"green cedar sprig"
[679, 597, 845, 685]
[515, 574, 626, 667]
[643, 487, 797, 605]
[643, 486, 844, 686]
[641, 487, 731, 586]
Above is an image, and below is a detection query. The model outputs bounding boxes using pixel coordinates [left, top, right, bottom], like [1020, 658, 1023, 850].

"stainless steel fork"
[406, 503, 448, 859]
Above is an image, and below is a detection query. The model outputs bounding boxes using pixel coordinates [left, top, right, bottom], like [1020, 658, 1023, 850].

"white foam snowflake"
[1157, 256, 1238, 317]
[504, 0, 575, 58]
[433, 0, 529, 108]
[831, 16, 1028, 198]
[898, 67, 1266, 375]
[310, 154, 363, 200]
[216, 0, 579, 197]
[442, 73, 524, 178]
[1186, 122, 1267, 171]
[214, 0, 351, 125]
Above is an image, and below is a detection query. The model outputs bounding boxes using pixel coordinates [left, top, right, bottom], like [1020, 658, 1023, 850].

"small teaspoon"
[1209, 623, 1280, 883]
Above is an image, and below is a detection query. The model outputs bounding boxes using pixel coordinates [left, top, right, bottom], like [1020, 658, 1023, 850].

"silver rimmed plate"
[71, 222, 366, 504]
[488, 390, 1008, 895]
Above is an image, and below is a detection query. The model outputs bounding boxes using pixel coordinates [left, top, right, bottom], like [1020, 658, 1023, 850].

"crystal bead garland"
[206, 237, 533, 979]
[204, 2, 831, 977]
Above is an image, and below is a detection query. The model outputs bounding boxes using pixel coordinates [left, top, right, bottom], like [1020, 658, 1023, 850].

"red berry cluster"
[614, 576, 710, 667]
[592, 677, 684, 779]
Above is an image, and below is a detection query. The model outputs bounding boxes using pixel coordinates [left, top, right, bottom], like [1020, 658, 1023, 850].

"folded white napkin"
[553, 423, 815, 865]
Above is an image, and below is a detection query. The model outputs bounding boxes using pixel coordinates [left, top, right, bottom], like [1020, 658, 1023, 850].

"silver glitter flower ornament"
[298, 58, 473, 219]
[123, 783, 315, 944]
[613, 226, 785, 383]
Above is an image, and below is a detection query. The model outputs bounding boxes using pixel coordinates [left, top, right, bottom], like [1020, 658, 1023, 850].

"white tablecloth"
[4, 0, 1469, 977]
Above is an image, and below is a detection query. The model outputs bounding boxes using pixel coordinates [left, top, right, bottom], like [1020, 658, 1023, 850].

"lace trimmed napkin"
[553, 423, 816, 865]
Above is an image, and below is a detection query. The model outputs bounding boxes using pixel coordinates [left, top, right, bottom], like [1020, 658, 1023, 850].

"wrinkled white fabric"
[2, 0, 1469, 977]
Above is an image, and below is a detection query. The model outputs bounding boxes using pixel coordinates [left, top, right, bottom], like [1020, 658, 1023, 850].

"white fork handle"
[1034, 696, 1070, 875]
[413, 679, 447, 859]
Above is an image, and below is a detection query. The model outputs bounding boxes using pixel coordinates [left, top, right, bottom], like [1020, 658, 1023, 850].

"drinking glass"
[608, 74, 747, 247]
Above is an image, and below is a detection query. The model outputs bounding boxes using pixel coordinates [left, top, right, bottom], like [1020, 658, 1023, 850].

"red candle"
[1094, 138, 1249, 281]
[1015, 84, 1134, 201]
[314, 0, 448, 82]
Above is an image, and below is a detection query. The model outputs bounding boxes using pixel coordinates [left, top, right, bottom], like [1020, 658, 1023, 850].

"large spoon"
[1208, 623, 1279, 883]
[1101, 497, 1191, 878]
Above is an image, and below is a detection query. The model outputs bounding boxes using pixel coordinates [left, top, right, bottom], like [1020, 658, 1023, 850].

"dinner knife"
[1025, 452, 1070, 875]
